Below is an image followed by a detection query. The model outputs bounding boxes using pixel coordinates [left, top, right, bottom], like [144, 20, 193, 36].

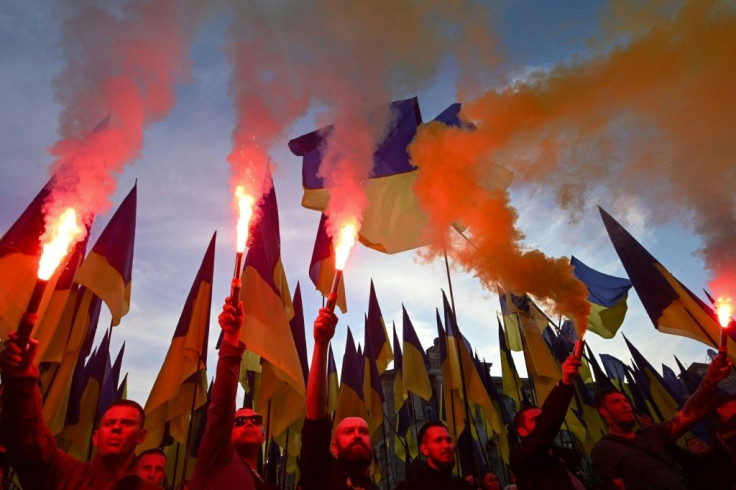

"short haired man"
[298, 308, 378, 490]
[0, 331, 159, 489]
[509, 354, 584, 490]
[395, 421, 473, 489]
[136, 449, 167, 486]
[591, 353, 730, 489]
[189, 298, 258, 489]
[480, 470, 501, 490]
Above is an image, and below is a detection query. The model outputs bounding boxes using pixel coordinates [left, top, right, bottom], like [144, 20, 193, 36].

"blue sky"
[0, 0, 723, 405]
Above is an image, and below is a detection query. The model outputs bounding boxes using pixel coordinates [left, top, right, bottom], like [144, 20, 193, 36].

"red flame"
[38, 208, 83, 280]
[334, 220, 358, 270]
[716, 296, 733, 328]
[235, 186, 255, 253]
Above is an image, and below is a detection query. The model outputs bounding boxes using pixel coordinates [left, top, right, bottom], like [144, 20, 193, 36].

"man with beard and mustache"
[592, 353, 730, 490]
[298, 308, 378, 490]
[190, 298, 256, 490]
[395, 421, 474, 489]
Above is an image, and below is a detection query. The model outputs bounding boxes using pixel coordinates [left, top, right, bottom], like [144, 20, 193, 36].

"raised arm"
[0, 332, 59, 488]
[305, 308, 337, 420]
[666, 353, 731, 439]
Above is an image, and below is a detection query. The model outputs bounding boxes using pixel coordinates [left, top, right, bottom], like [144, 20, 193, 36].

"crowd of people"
[0, 298, 734, 489]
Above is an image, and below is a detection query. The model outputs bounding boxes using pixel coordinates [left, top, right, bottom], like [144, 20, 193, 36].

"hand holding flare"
[230, 186, 255, 307]
[325, 221, 357, 313]
[16, 208, 83, 348]
[716, 297, 733, 354]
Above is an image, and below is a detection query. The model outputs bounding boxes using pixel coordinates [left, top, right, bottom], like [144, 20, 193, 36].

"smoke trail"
[44, 0, 199, 240]
[223, 0, 499, 239]
[411, 0, 736, 324]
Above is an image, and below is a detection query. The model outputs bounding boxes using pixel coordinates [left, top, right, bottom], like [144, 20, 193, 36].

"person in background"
[135, 449, 167, 487]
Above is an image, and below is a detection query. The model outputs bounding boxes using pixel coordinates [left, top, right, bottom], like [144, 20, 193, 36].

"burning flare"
[334, 221, 358, 270]
[38, 208, 83, 280]
[235, 186, 255, 253]
[716, 297, 733, 328]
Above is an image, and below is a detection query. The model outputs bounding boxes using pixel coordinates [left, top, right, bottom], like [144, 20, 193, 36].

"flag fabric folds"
[498, 318, 526, 410]
[327, 344, 339, 415]
[75, 184, 137, 326]
[401, 305, 432, 401]
[392, 324, 406, 413]
[308, 213, 347, 313]
[288, 97, 426, 254]
[141, 233, 214, 451]
[600, 207, 722, 349]
[334, 328, 367, 430]
[239, 181, 303, 408]
[624, 335, 680, 421]
[366, 280, 393, 374]
[570, 255, 632, 338]
[363, 316, 386, 439]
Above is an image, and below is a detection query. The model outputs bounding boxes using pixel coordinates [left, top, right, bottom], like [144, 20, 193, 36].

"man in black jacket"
[509, 354, 584, 490]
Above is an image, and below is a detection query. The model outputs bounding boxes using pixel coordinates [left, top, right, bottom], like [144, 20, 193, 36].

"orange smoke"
[222, 1, 499, 240]
[411, 0, 736, 327]
[44, 0, 196, 245]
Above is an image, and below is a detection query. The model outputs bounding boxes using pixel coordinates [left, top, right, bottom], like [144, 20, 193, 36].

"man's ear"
[517, 426, 529, 438]
[598, 407, 610, 421]
[137, 428, 147, 445]
[92, 430, 99, 448]
[419, 442, 428, 458]
[330, 439, 338, 458]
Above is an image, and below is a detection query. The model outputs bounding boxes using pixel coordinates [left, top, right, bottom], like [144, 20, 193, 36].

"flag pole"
[86, 323, 113, 462]
[181, 362, 202, 483]
[380, 410, 393, 485]
[280, 427, 290, 490]
[443, 248, 479, 478]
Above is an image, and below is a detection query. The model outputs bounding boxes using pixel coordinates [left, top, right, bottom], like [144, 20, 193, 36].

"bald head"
[331, 417, 372, 468]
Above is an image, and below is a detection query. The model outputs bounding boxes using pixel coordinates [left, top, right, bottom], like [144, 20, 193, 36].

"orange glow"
[334, 221, 358, 270]
[716, 297, 733, 328]
[38, 208, 83, 280]
[235, 186, 255, 253]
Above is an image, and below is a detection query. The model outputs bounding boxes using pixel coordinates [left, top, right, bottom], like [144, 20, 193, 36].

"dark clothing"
[247, 465, 278, 490]
[705, 420, 736, 490]
[394, 459, 474, 490]
[190, 341, 256, 490]
[0, 365, 158, 490]
[509, 381, 583, 490]
[591, 422, 685, 490]
[298, 416, 378, 490]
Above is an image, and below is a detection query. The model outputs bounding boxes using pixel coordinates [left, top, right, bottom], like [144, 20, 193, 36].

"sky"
[0, 0, 733, 405]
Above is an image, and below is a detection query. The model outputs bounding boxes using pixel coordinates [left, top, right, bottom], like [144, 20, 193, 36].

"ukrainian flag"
[392, 324, 406, 413]
[436, 308, 464, 439]
[401, 305, 432, 401]
[75, 184, 136, 326]
[309, 214, 347, 313]
[600, 207, 722, 349]
[497, 319, 525, 410]
[624, 335, 680, 421]
[327, 344, 339, 415]
[289, 97, 426, 254]
[571, 255, 632, 339]
[334, 327, 367, 428]
[366, 280, 393, 374]
[140, 233, 214, 451]
[363, 319, 386, 439]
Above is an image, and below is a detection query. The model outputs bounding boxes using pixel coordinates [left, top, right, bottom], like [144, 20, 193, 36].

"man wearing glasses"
[191, 298, 263, 489]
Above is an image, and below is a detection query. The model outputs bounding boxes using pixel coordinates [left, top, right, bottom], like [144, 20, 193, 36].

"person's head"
[231, 408, 265, 455]
[135, 449, 167, 486]
[481, 470, 501, 490]
[594, 388, 635, 430]
[513, 406, 542, 438]
[686, 437, 711, 455]
[93, 400, 146, 461]
[418, 421, 455, 471]
[714, 394, 736, 424]
[331, 417, 373, 469]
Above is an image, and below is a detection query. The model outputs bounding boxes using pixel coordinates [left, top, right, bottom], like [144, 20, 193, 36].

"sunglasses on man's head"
[234, 415, 263, 427]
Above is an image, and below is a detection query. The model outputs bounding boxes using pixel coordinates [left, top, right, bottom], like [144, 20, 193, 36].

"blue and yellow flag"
[363, 317, 386, 439]
[75, 184, 136, 326]
[366, 280, 393, 374]
[624, 335, 680, 421]
[289, 97, 426, 254]
[141, 233, 214, 451]
[309, 214, 347, 313]
[571, 256, 632, 339]
[497, 318, 526, 410]
[327, 344, 339, 415]
[600, 207, 722, 349]
[98, 341, 125, 422]
[402, 305, 432, 401]
[334, 327, 367, 428]
[436, 308, 464, 439]
[392, 323, 405, 413]
[290, 282, 309, 386]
